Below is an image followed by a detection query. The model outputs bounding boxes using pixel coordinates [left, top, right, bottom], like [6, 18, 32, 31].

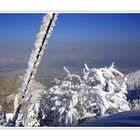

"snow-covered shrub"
[24, 100, 43, 127]
[0, 62, 130, 127]
[24, 63, 130, 126]
[130, 99, 140, 110]
[82, 63, 130, 115]
[0, 63, 131, 127]
[0, 105, 7, 126]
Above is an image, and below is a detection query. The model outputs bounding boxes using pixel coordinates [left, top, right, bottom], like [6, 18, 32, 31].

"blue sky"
[0, 13, 140, 45]
[0, 13, 140, 78]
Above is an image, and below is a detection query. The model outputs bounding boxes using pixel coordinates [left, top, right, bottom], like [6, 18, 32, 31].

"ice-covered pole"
[11, 13, 58, 126]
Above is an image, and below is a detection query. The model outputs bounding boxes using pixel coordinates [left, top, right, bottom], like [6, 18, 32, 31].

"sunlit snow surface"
[80, 110, 140, 127]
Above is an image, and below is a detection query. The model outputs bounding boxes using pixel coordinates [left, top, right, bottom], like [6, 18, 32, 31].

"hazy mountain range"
[0, 42, 140, 79]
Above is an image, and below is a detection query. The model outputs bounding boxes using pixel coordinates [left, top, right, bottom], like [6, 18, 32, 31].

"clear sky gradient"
[0, 13, 140, 44]
[0, 13, 140, 78]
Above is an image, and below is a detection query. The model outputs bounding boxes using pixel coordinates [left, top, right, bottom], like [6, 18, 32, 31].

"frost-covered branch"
[1, 63, 132, 126]
[64, 66, 82, 83]
[30, 63, 129, 126]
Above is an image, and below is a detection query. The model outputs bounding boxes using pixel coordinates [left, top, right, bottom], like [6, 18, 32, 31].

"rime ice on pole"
[21, 13, 58, 98]
[12, 13, 58, 126]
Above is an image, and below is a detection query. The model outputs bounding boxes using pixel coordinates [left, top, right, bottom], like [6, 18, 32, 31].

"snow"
[6, 113, 13, 123]
[20, 13, 58, 99]
[0, 13, 140, 127]
[80, 110, 140, 127]
[0, 106, 7, 126]
[10, 13, 58, 126]
[15, 64, 130, 127]
[126, 70, 140, 90]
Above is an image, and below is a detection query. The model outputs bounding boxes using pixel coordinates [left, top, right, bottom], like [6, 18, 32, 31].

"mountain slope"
[0, 76, 51, 113]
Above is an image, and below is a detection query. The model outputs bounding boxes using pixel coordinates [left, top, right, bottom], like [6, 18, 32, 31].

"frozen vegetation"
[0, 63, 140, 127]
[0, 13, 140, 127]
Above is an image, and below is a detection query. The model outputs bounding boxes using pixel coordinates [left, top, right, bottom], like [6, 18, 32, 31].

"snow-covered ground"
[80, 110, 140, 127]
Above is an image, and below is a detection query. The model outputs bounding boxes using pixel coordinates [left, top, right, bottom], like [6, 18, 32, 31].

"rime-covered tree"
[24, 63, 130, 126]
[0, 105, 7, 126]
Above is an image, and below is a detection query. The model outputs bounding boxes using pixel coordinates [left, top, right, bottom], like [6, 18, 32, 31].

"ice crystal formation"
[0, 13, 140, 127]
[25, 63, 130, 126]
[0, 63, 140, 127]
[14, 64, 131, 126]
[11, 13, 58, 126]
